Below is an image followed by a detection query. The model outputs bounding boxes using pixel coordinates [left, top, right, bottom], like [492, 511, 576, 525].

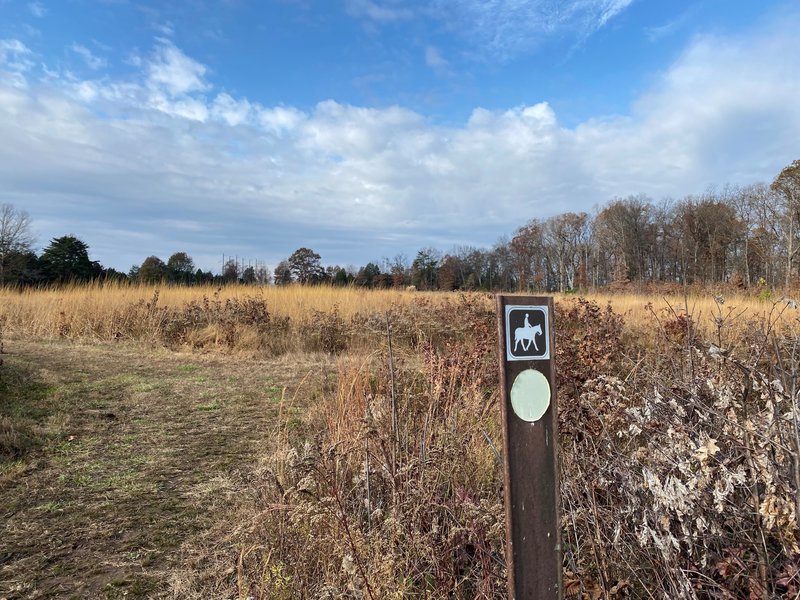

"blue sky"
[1, 0, 798, 272]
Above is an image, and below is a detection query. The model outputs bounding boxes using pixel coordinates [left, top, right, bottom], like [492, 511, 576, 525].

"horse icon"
[514, 313, 543, 353]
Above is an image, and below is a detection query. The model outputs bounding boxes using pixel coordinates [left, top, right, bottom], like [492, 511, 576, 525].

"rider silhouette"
[524, 313, 531, 328]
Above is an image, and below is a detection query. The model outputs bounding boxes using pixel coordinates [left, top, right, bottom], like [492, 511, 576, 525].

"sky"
[0, 0, 798, 273]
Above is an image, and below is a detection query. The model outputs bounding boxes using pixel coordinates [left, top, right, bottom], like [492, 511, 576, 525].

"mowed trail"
[0, 338, 328, 599]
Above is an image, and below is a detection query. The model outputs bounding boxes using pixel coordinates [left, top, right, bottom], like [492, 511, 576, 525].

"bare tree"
[771, 159, 800, 287]
[593, 196, 655, 285]
[674, 193, 742, 284]
[0, 203, 34, 285]
[510, 219, 545, 291]
[543, 212, 588, 292]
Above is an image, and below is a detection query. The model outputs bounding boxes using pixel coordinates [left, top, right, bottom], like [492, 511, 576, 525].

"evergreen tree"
[39, 235, 101, 283]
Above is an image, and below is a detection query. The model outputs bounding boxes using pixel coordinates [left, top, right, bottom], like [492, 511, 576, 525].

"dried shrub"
[662, 312, 695, 345]
[221, 309, 506, 599]
[300, 306, 350, 354]
[561, 304, 800, 598]
[555, 297, 628, 394]
[351, 294, 496, 353]
[185, 295, 800, 598]
[110, 290, 292, 354]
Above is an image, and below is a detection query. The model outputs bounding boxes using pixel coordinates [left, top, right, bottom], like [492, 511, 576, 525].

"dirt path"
[0, 338, 330, 599]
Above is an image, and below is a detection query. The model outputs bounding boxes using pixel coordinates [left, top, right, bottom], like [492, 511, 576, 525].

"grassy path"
[0, 338, 327, 599]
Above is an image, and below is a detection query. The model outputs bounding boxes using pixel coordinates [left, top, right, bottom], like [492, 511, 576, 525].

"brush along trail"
[0, 337, 333, 599]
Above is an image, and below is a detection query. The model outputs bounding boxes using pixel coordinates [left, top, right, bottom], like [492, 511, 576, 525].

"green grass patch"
[103, 575, 159, 599]
[196, 400, 222, 411]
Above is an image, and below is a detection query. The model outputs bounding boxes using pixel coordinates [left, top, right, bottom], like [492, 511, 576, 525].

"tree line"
[2, 159, 798, 291]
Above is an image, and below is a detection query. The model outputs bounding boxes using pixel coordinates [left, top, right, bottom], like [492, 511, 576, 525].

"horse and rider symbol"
[505, 306, 549, 360]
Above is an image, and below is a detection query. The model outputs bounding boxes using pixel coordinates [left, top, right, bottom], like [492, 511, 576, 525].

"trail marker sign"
[496, 295, 562, 600]
[505, 305, 549, 361]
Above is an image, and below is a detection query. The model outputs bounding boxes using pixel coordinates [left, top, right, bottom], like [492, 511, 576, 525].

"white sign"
[510, 369, 551, 422]
[505, 305, 549, 361]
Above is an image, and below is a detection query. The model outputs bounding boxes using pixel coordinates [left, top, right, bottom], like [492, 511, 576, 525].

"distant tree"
[138, 256, 167, 283]
[674, 196, 742, 284]
[39, 235, 101, 283]
[510, 220, 545, 290]
[0, 203, 35, 285]
[593, 196, 655, 284]
[544, 212, 589, 292]
[254, 265, 271, 285]
[771, 159, 800, 287]
[355, 262, 381, 287]
[411, 248, 440, 290]
[194, 268, 213, 285]
[102, 268, 128, 283]
[387, 254, 408, 288]
[273, 260, 292, 285]
[166, 252, 195, 284]
[242, 265, 256, 284]
[326, 265, 351, 286]
[488, 238, 516, 291]
[447, 246, 481, 291]
[222, 259, 240, 283]
[457, 246, 490, 290]
[440, 254, 469, 291]
[374, 272, 391, 288]
[3, 250, 40, 285]
[287, 247, 324, 284]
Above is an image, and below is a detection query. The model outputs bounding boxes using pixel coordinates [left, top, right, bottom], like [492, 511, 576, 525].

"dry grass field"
[2, 284, 800, 598]
[1, 282, 796, 344]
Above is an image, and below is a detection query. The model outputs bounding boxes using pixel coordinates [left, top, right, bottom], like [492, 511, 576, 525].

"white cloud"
[146, 41, 208, 96]
[644, 6, 696, 42]
[154, 22, 175, 37]
[70, 43, 107, 70]
[0, 39, 33, 88]
[345, 0, 415, 23]
[257, 105, 306, 132]
[211, 92, 252, 126]
[148, 91, 209, 121]
[1, 13, 799, 268]
[345, 0, 636, 59]
[140, 41, 211, 120]
[28, 2, 46, 18]
[0, 39, 34, 72]
[425, 46, 448, 70]
[431, 0, 636, 59]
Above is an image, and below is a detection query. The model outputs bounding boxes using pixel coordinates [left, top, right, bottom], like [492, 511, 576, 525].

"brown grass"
[2, 283, 797, 352]
[555, 291, 798, 337]
[0, 282, 425, 338]
[0, 338, 334, 598]
[4, 284, 800, 598]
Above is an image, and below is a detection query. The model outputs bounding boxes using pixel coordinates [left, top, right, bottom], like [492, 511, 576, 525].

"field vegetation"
[1, 282, 797, 349]
[2, 284, 800, 598]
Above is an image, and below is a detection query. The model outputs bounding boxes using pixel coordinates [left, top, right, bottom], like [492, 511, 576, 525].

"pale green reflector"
[510, 369, 551, 422]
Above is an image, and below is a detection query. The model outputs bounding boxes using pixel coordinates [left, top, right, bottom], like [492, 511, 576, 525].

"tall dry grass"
[5, 282, 800, 596]
[559, 291, 800, 336]
[2, 283, 797, 351]
[0, 283, 429, 340]
[171, 294, 800, 598]
[174, 294, 506, 599]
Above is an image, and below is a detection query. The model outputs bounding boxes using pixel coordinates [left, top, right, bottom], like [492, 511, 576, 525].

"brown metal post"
[496, 295, 562, 599]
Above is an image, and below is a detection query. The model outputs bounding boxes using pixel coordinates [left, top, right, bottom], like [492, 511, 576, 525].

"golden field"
[1, 281, 797, 343]
[3, 282, 800, 597]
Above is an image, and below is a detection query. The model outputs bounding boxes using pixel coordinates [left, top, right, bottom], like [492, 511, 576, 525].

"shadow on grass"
[0, 358, 54, 462]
